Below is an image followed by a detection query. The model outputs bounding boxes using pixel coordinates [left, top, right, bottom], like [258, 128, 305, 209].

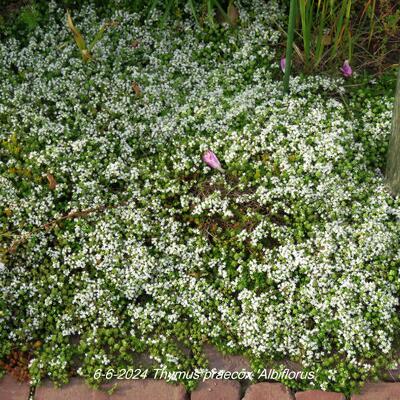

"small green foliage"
[18, 4, 41, 31]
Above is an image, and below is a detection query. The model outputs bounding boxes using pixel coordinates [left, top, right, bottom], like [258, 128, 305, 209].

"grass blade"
[66, 11, 87, 52]
[283, 0, 297, 93]
[66, 10, 91, 62]
[187, 0, 200, 26]
[89, 25, 107, 51]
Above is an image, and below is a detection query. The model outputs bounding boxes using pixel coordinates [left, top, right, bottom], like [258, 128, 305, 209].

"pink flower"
[280, 57, 286, 73]
[340, 60, 352, 77]
[202, 150, 224, 172]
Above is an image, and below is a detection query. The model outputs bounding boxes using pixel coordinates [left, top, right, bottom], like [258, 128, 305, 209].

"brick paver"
[16, 376, 400, 400]
[191, 379, 241, 400]
[106, 379, 187, 400]
[295, 390, 345, 400]
[0, 374, 30, 400]
[35, 378, 108, 400]
[203, 344, 250, 373]
[384, 366, 400, 382]
[242, 382, 294, 400]
[351, 382, 400, 399]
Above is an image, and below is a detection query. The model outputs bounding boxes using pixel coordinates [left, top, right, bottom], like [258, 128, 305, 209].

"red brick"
[35, 378, 108, 400]
[296, 390, 345, 400]
[351, 382, 400, 399]
[243, 383, 294, 400]
[203, 344, 250, 373]
[0, 374, 30, 400]
[383, 366, 400, 382]
[107, 379, 187, 400]
[282, 360, 304, 374]
[191, 379, 241, 400]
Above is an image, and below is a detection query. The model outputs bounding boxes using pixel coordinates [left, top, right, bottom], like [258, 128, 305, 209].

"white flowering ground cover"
[0, 0, 400, 395]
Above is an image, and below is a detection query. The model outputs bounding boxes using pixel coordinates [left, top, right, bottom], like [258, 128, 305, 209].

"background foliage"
[1, 0, 399, 74]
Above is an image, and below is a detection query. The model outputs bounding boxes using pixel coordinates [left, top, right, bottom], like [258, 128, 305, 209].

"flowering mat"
[0, 0, 399, 396]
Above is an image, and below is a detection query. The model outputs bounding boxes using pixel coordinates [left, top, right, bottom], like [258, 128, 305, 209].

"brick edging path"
[2, 376, 400, 400]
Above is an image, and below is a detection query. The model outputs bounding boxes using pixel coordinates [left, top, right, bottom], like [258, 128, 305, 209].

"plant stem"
[283, 0, 297, 93]
[386, 63, 400, 194]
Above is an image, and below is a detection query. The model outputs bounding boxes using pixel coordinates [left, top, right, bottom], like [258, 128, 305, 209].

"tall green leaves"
[329, 0, 352, 60]
[298, 0, 312, 68]
[314, 0, 328, 66]
[67, 11, 91, 62]
[66, 11, 109, 62]
[386, 63, 400, 194]
[283, 0, 356, 91]
[283, 0, 297, 93]
[295, 0, 353, 69]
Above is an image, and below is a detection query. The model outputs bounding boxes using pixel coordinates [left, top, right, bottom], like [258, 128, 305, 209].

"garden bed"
[0, 0, 399, 396]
